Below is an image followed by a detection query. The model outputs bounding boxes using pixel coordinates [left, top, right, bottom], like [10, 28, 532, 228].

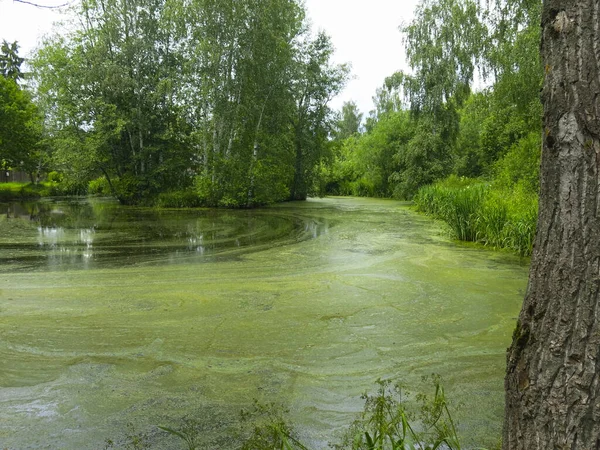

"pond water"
[0, 197, 528, 448]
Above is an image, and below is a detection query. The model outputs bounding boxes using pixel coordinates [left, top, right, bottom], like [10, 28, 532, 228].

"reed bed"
[414, 177, 538, 256]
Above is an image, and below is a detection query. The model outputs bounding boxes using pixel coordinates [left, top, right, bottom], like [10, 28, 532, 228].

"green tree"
[388, 0, 487, 197]
[288, 31, 348, 201]
[186, 0, 306, 207]
[34, 0, 344, 206]
[334, 101, 363, 140]
[34, 0, 190, 203]
[0, 76, 42, 177]
[0, 41, 25, 81]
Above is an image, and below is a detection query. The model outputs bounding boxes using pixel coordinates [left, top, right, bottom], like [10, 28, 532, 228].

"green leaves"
[0, 76, 42, 173]
[33, 0, 345, 206]
[0, 41, 25, 81]
[331, 378, 463, 450]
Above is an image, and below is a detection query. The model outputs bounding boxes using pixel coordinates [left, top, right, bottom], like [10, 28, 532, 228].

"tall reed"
[414, 177, 538, 256]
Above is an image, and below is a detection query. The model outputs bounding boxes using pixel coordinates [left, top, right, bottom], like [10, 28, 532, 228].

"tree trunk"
[290, 136, 307, 201]
[503, 1, 600, 449]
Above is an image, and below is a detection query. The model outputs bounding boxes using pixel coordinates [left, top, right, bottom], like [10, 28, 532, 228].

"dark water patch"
[0, 198, 331, 273]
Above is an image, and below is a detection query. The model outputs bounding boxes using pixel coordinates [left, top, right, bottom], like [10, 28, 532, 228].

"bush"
[44, 178, 89, 196]
[46, 171, 63, 183]
[493, 132, 541, 193]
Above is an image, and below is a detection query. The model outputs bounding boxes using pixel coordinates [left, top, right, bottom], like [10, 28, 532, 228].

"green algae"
[0, 197, 527, 448]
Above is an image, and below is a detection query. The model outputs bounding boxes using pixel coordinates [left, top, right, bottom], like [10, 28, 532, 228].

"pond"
[0, 197, 528, 448]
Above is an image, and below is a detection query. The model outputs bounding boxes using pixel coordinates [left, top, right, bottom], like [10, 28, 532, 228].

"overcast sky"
[0, 0, 418, 115]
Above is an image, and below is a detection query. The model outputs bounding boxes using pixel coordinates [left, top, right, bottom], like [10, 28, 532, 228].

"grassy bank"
[414, 177, 538, 256]
[0, 182, 51, 202]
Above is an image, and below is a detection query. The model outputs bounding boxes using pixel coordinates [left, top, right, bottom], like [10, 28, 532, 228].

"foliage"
[492, 131, 540, 194]
[390, 118, 449, 199]
[414, 176, 538, 256]
[334, 101, 363, 140]
[333, 378, 461, 450]
[288, 32, 349, 201]
[88, 176, 113, 196]
[324, 110, 415, 198]
[33, 0, 346, 207]
[239, 401, 309, 450]
[0, 40, 25, 81]
[105, 379, 468, 450]
[156, 190, 203, 208]
[0, 76, 43, 176]
[322, 0, 543, 242]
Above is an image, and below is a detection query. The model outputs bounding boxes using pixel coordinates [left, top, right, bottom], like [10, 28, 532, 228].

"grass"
[108, 378, 479, 450]
[413, 176, 538, 256]
[155, 190, 204, 208]
[0, 182, 52, 202]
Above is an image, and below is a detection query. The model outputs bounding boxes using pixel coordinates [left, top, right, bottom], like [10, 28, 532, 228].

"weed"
[333, 378, 462, 450]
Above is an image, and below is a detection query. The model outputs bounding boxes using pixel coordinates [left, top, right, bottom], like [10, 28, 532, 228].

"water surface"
[0, 197, 527, 448]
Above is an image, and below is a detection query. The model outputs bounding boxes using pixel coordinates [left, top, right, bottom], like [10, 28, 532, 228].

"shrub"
[46, 178, 89, 196]
[46, 171, 63, 183]
[333, 378, 461, 450]
[493, 131, 541, 193]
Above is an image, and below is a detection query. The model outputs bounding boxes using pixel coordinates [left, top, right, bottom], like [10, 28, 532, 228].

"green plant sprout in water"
[333, 377, 461, 450]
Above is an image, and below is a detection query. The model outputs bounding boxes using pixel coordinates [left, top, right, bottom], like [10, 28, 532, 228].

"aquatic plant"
[414, 177, 538, 256]
[333, 378, 461, 450]
[239, 401, 309, 450]
[153, 379, 465, 450]
[155, 190, 204, 208]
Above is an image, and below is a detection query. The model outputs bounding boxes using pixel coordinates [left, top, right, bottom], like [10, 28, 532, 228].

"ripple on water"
[0, 199, 331, 272]
[0, 197, 528, 448]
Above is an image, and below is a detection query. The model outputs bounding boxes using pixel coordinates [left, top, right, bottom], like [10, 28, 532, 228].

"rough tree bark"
[503, 1, 600, 448]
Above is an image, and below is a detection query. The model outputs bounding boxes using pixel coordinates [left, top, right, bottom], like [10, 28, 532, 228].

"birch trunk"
[503, 1, 600, 448]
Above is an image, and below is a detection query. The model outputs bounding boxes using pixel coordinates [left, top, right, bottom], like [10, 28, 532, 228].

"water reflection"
[0, 199, 330, 272]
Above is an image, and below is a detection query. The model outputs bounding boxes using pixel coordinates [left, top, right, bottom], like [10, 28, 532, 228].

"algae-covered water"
[0, 197, 528, 448]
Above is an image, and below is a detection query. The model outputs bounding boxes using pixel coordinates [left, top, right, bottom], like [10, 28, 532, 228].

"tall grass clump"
[414, 176, 487, 242]
[156, 190, 204, 208]
[414, 176, 538, 256]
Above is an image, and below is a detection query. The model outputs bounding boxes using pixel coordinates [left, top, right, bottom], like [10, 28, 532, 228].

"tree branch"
[13, 0, 71, 9]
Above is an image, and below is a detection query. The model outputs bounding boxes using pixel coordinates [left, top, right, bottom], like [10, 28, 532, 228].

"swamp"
[0, 197, 527, 448]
